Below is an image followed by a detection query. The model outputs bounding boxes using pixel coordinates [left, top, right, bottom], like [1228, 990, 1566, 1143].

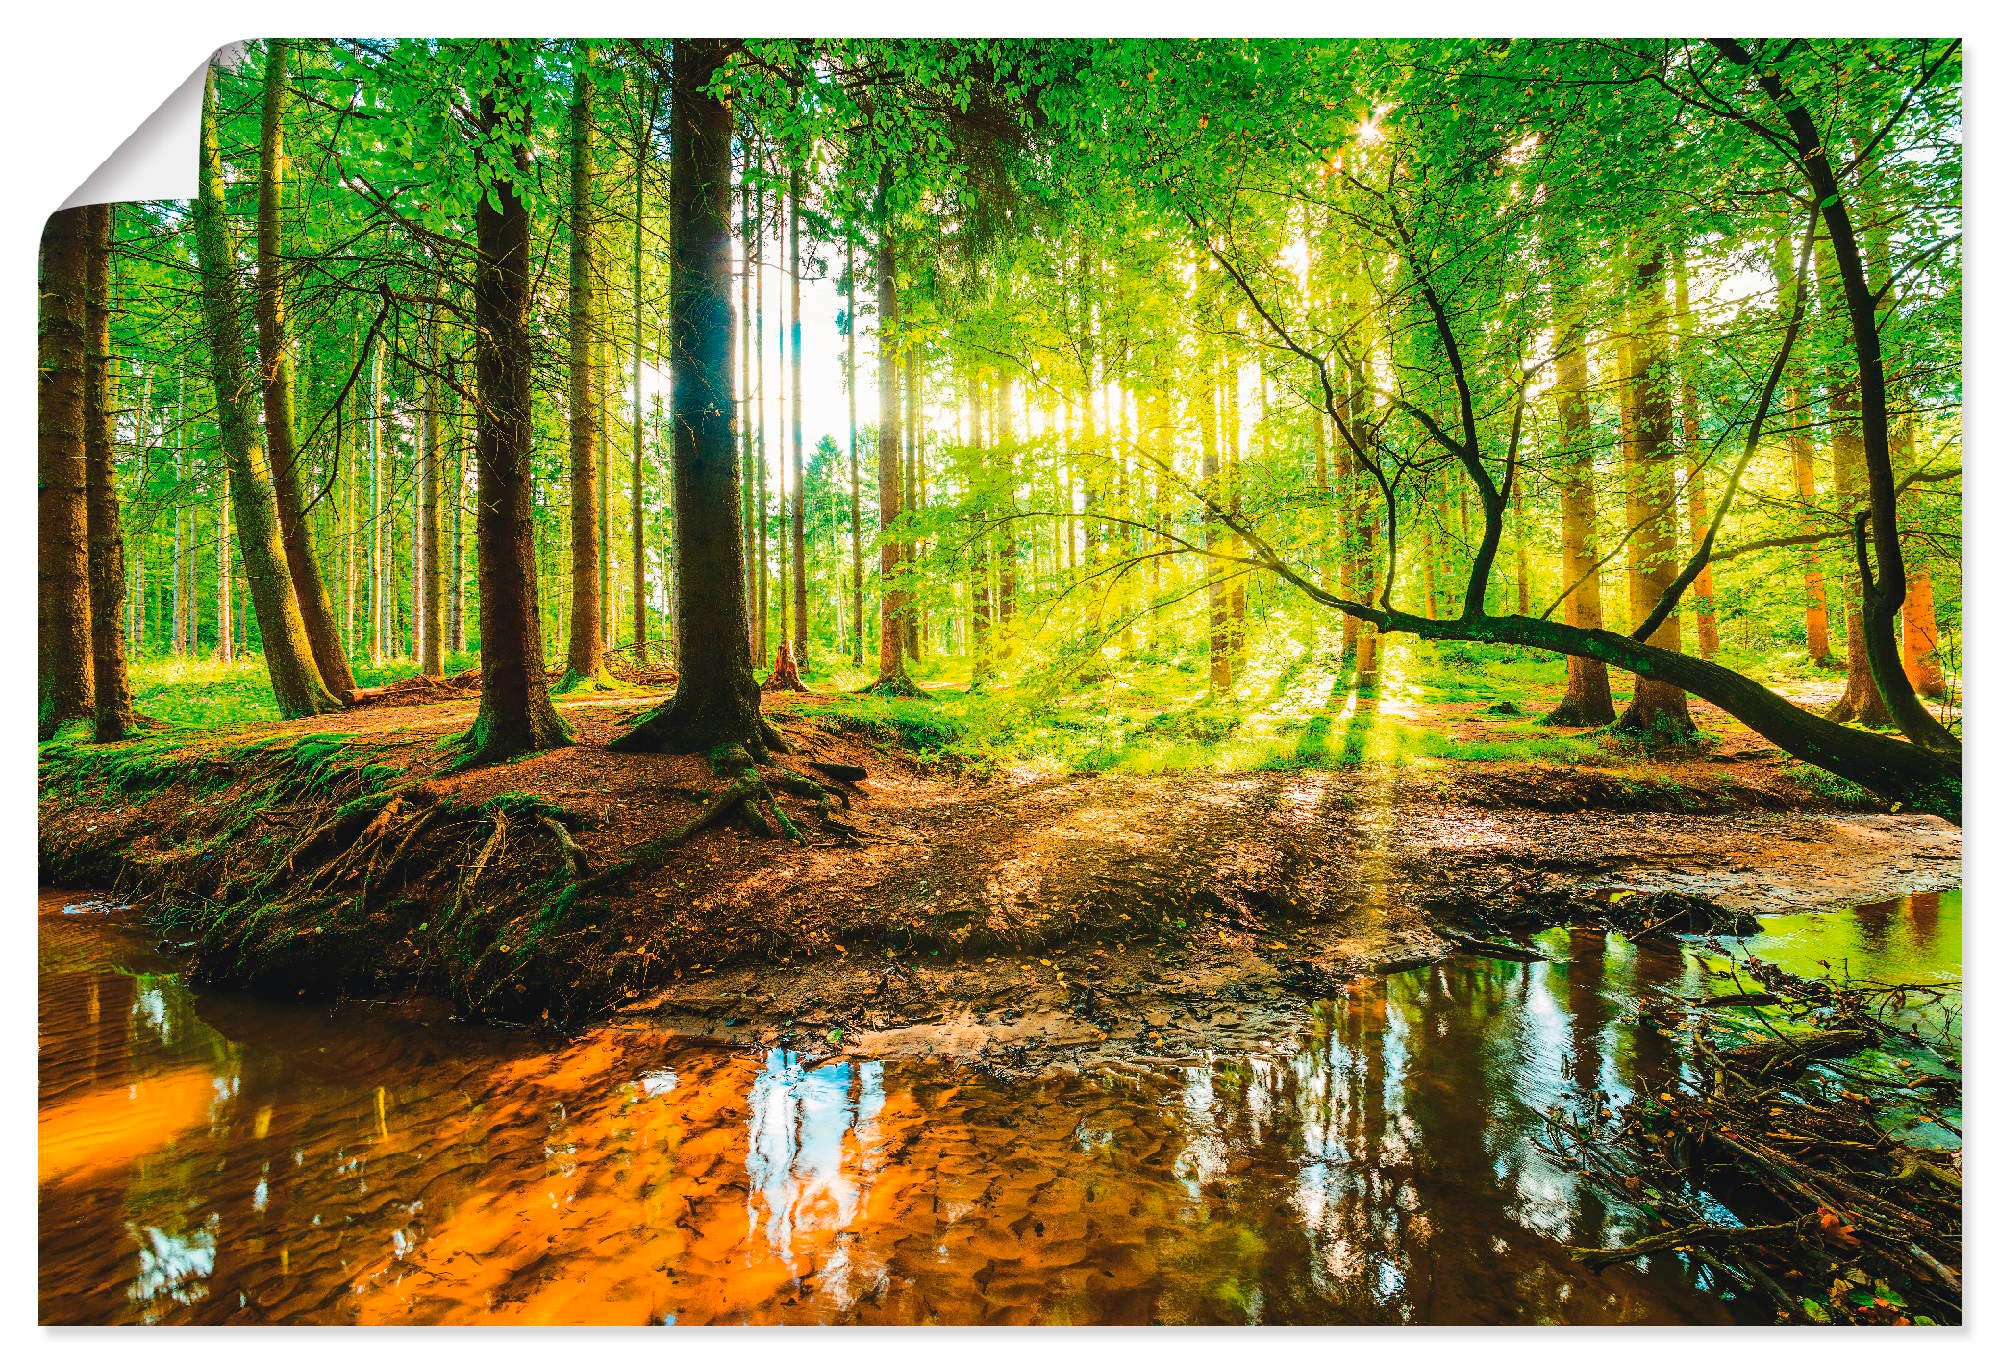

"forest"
[37, 38, 1961, 1327]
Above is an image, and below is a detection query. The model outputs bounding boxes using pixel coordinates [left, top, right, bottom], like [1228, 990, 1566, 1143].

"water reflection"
[37, 889, 1958, 1325]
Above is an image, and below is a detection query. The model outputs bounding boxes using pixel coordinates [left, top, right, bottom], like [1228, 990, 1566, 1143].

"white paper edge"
[59, 43, 245, 209]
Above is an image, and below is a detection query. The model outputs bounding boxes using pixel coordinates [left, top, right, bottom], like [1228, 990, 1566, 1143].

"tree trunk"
[1902, 569, 1945, 699]
[465, 45, 570, 761]
[868, 197, 919, 696]
[417, 314, 443, 678]
[631, 100, 654, 663]
[612, 40, 769, 755]
[1200, 359, 1231, 695]
[1613, 244, 1693, 738]
[846, 230, 864, 666]
[216, 475, 233, 662]
[368, 343, 385, 664]
[1817, 238, 1892, 728]
[789, 165, 808, 673]
[39, 206, 95, 738]
[1672, 244, 1721, 658]
[1545, 263, 1615, 726]
[257, 37, 357, 701]
[995, 371, 1020, 644]
[84, 204, 134, 742]
[192, 65, 339, 718]
[560, 46, 612, 691]
[449, 390, 465, 653]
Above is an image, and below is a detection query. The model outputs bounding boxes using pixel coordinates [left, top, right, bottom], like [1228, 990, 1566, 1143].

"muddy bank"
[37, 691, 1959, 1062]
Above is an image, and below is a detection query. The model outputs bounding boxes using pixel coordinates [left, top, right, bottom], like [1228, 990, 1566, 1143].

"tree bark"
[789, 165, 809, 673]
[39, 206, 95, 737]
[846, 229, 865, 666]
[868, 191, 920, 696]
[192, 64, 339, 718]
[1614, 244, 1694, 738]
[611, 39, 770, 756]
[631, 91, 657, 663]
[1902, 568, 1945, 699]
[417, 313, 443, 678]
[1816, 238, 1892, 727]
[83, 204, 134, 743]
[257, 38, 357, 701]
[1545, 261, 1615, 726]
[465, 44, 570, 761]
[1672, 244, 1722, 658]
[560, 45, 612, 691]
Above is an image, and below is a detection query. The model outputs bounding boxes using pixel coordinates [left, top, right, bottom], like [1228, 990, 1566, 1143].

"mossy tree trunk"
[193, 63, 340, 720]
[39, 206, 95, 738]
[465, 44, 570, 762]
[1613, 243, 1694, 738]
[611, 39, 770, 756]
[560, 44, 612, 692]
[83, 203, 136, 740]
[257, 37, 357, 702]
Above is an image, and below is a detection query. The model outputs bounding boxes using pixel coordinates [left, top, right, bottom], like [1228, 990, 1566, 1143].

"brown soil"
[37, 681, 1960, 1074]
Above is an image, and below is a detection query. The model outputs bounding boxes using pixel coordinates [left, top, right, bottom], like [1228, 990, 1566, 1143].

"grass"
[125, 652, 480, 730]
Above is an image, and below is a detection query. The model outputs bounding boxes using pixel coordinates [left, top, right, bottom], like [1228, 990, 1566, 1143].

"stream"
[37, 884, 1958, 1325]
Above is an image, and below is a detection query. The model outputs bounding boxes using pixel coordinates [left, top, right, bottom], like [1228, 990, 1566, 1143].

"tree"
[612, 39, 774, 756]
[789, 165, 809, 673]
[464, 43, 571, 762]
[257, 38, 358, 702]
[867, 192, 920, 696]
[39, 207, 94, 738]
[1613, 243, 1694, 739]
[560, 44, 614, 692]
[1544, 254, 1615, 727]
[84, 204, 137, 741]
[192, 62, 340, 719]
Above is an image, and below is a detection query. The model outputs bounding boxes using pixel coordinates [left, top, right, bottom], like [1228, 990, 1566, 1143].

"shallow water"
[37, 887, 1958, 1325]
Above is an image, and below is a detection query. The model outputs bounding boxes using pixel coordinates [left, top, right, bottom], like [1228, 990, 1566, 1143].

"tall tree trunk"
[1199, 359, 1230, 695]
[903, 352, 924, 664]
[368, 343, 385, 664]
[417, 313, 443, 678]
[1672, 253, 1721, 659]
[1789, 395, 1834, 664]
[1771, 215, 1834, 666]
[631, 97, 655, 663]
[1816, 237, 1892, 727]
[868, 195, 918, 695]
[1545, 263, 1615, 725]
[449, 385, 465, 654]
[257, 37, 357, 700]
[754, 180, 770, 667]
[789, 166, 808, 673]
[561, 45, 612, 691]
[1614, 244, 1693, 738]
[465, 45, 570, 761]
[216, 476, 233, 661]
[612, 39, 770, 755]
[995, 371, 1020, 643]
[39, 207, 95, 737]
[846, 229, 864, 666]
[83, 204, 134, 741]
[1902, 568, 1945, 699]
[192, 65, 338, 718]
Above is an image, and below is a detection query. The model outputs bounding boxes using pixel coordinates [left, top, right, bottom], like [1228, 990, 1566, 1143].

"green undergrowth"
[124, 652, 480, 729]
[810, 636, 1656, 777]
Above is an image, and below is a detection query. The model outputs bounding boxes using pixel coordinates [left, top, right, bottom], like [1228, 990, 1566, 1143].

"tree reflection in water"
[40, 890, 1956, 1324]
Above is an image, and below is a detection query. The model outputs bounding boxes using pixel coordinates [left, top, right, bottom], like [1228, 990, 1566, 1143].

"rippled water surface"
[38, 887, 1957, 1325]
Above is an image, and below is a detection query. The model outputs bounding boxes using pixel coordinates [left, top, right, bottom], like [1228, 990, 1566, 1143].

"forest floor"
[38, 648, 1961, 1071]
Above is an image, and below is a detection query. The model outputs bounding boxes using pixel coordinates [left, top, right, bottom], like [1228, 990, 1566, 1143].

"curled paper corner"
[60, 43, 247, 210]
